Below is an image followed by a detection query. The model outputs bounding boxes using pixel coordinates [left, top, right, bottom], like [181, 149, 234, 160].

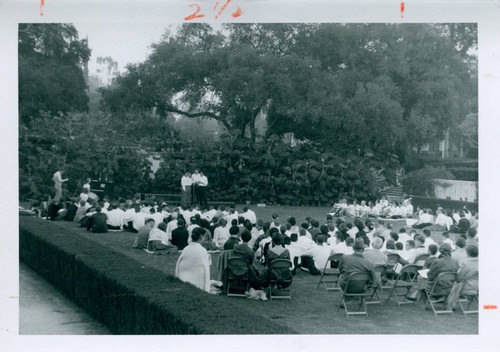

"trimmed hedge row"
[411, 196, 478, 212]
[19, 216, 295, 334]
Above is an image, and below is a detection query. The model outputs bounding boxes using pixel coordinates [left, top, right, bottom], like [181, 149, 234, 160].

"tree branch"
[164, 106, 233, 132]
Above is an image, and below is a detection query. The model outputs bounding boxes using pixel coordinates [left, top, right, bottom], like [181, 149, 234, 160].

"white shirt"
[213, 225, 230, 248]
[181, 176, 193, 190]
[191, 173, 202, 185]
[149, 228, 166, 242]
[132, 212, 145, 231]
[331, 241, 348, 254]
[435, 213, 453, 230]
[419, 213, 434, 224]
[152, 212, 165, 228]
[294, 236, 315, 254]
[107, 209, 124, 227]
[83, 182, 91, 191]
[123, 208, 136, 223]
[198, 175, 208, 187]
[241, 210, 257, 224]
[79, 193, 89, 202]
[423, 237, 436, 250]
[302, 244, 332, 271]
[166, 219, 178, 242]
[347, 227, 358, 238]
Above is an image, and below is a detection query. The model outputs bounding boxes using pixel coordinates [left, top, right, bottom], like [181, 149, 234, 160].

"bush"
[402, 165, 455, 197]
[19, 216, 294, 334]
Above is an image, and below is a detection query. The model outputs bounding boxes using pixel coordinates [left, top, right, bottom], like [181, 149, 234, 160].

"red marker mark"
[484, 305, 497, 310]
[40, 0, 44, 16]
[232, 6, 243, 18]
[215, 0, 232, 20]
[484, 73, 495, 78]
[213, 2, 219, 11]
[401, 2, 405, 19]
[185, 4, 205, 21]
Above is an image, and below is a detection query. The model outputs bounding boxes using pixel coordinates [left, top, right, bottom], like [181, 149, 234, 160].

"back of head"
[423, 229, 431, 237]
[415, 235, 425, 246]
[158, 222, 167, 232]
[466, 244, 478, 258]
[231, 219, 238, 226]
[191, 227, 204, 242]
[372, 237, 383, 249]
[288, 217, 296, 226]
[395, 242, 404, 251]
[290, 233, 298, 242]
[406, 240, 415, 249]
[316, 234, 326, 245]
[320, 224, 328, 234]
[386, 239, 395, 250]
[177, 218, 185, 227]
[455, 237, 466, 249]
[240, 230, 251, 243]
[467, 227, 477, 238]
[229, 225, 240, 236]
[390, 232, 399, 242]
[428, 244, 438, 256]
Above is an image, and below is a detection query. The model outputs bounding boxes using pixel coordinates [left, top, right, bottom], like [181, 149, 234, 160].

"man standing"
[191, 169, 202, 204]
[181, 172, 193, 208]
[53, 168, 68, 203]
[198, 171, 208, 207]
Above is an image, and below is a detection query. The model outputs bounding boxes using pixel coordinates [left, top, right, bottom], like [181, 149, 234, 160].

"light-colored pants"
[182, 186, 192, 207]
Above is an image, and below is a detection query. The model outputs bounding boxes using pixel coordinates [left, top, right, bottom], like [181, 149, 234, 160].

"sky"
[73, 23, 171, 74]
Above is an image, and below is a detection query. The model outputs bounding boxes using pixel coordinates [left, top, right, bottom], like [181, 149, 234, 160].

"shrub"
[401, 165, 455, 197]
[19, 216, 295, 334]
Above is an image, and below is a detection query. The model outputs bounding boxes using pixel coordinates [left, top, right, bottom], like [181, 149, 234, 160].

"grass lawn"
[21, 204, 477, 335]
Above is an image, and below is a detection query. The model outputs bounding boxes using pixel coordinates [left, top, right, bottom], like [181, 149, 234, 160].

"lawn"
[21, 204, 478, 335]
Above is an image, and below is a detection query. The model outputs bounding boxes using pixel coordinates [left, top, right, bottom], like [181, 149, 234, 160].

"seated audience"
[300, 235, 332, 276]
[133, 218, 155, 249]
[86, 206, 107, 233]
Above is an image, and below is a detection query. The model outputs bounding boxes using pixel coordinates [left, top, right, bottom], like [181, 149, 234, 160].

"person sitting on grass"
[148, 222, 170, 251]
[338, 238, 378, 293]
[423, 229, 436, 250]
[441, 231, 455, 251]
[106, 202, 124, 230]
[412, 209, 434, 229]
[300, 235, 332, 276]
[73, 199, 90, 224]
[175, 227, 211, 292]
[171, 218, 189, 250]
[133, 218, 155, 250]
[86, 206, 107, 233]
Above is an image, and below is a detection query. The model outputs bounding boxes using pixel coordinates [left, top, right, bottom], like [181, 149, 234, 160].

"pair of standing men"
[181, 169, 208, 207]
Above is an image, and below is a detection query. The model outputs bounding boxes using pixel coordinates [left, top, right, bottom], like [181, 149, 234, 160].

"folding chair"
[226, 257, 251, 298]
[458, 271, 479, 315]
[337, 272, 372, 316]
[268, 259, 293, 300]
[386, 264, 420, 306]
[317, 253, 343, 291]
[424, 271, 457, 317]
[414, 254, 430, 268]
[366, 265, 387, 304]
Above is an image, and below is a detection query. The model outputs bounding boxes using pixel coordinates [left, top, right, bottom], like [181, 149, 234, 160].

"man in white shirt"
[213, 218, 230, 248]
[300, 235, 332, 275]
[166, 212, 179, 243]
[53, 168, 68, 203]
[107, 203, 125, 230]
[412, 209, 434, 229]
[294, 229, 316, 254]
[181, 172, 193, 208]
[151, 208, 165, 229]
[83, 178, 91, 192]
[241, 206, 257, 225]
[422, 229, 436, 250]
[191, 169, 202, 204]
[197, 171, 208, 206]
[435, 209, 453, 231]
[131, 205, 145, 232]
[123, 203, 136, 229]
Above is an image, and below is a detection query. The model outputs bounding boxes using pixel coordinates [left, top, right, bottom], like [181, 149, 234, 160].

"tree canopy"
[19, 23, 91, 124]
[101, 23, 477, 161]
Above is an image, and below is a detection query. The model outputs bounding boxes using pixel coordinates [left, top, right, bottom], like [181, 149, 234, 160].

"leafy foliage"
[401, 165, 455, 197]
[18, 24, 91, 124]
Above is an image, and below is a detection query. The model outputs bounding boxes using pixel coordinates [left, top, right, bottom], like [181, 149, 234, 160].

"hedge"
[19, 216, 295, 334]
[410, 196, 478, 212]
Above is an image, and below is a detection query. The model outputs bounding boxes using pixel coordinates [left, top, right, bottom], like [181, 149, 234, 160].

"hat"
[439, 243, 452, 254]
[353, 238, 366, 250]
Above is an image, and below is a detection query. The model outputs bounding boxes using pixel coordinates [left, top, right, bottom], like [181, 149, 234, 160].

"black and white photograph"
[2, 0, 500, 350]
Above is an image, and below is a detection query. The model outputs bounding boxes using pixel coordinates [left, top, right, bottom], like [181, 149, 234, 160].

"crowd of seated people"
[28, 190, 479, 306]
